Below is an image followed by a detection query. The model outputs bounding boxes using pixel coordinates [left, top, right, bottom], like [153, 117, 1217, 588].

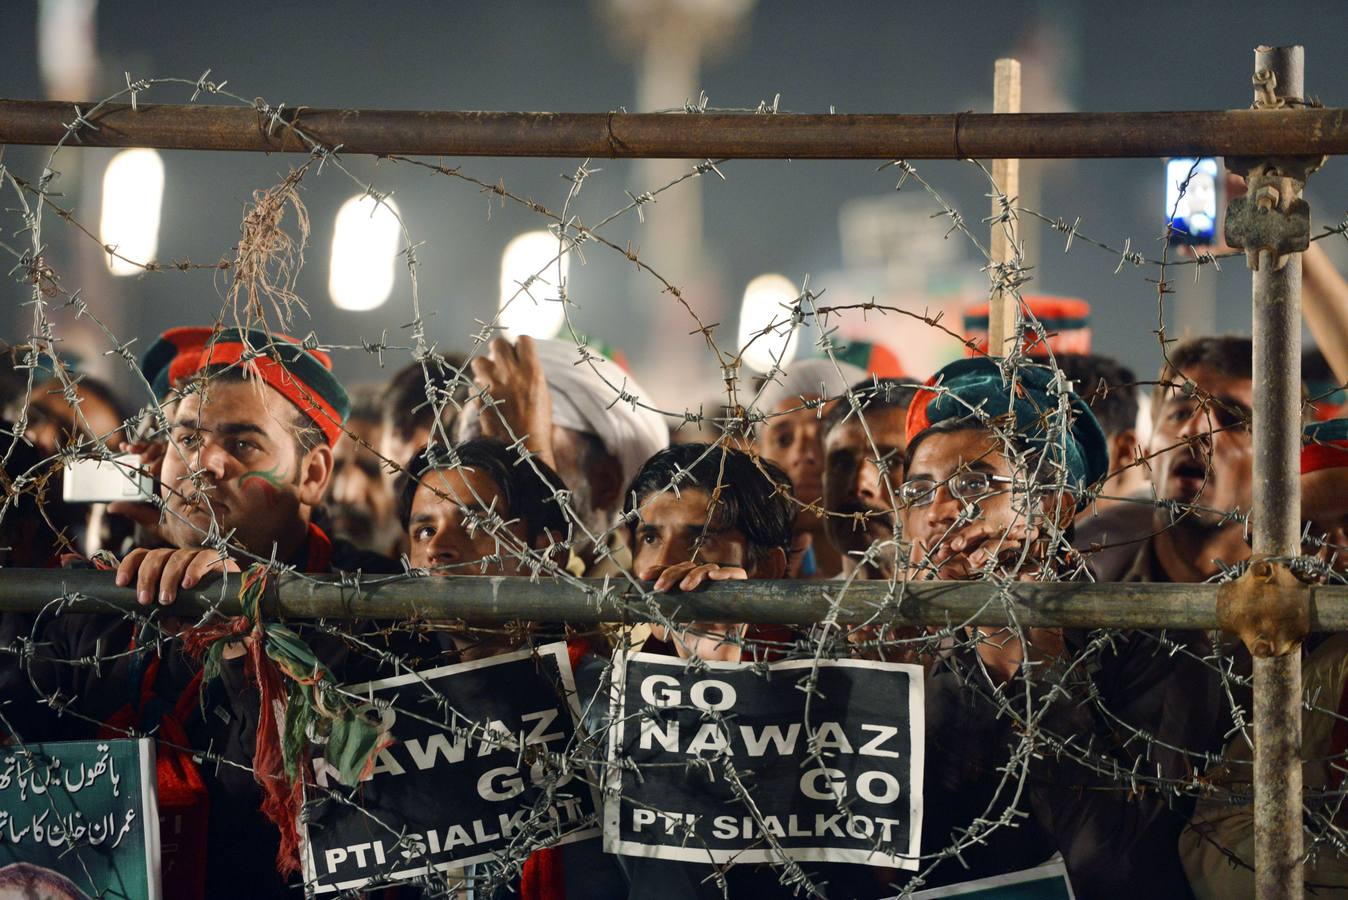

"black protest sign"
[300, 643, 598, 894]
[604, 653, 923, 868]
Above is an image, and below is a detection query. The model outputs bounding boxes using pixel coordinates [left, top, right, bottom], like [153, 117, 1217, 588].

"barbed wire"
[0, 73, 1344, 899]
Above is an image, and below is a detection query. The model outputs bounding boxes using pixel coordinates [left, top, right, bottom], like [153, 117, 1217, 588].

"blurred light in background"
[497, 231, 569, 339]
[99, 149, 164, 276]
[329, 194, 402, 311]
[38, 0, 98, 101]
[737, 273, 801, 374]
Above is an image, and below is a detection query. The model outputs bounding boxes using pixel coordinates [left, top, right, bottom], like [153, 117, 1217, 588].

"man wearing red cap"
[114, 326, 364, 599]
[26, 327, 407, 899]
[1299, 418, 1348, 558]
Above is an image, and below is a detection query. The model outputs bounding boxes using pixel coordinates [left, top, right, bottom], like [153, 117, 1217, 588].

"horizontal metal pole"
[3, 101, 1348, 159]
[5, 569, 1348, 630]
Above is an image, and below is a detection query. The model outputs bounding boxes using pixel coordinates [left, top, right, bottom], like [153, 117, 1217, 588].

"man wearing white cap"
[457, 336, 669, 571]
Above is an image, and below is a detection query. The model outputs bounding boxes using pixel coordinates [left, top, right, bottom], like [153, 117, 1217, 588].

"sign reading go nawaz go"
[604, 653, 924, 869]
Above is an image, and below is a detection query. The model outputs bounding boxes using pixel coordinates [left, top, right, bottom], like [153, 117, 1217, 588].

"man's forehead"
[414, 467, 505, 510]
[909, 430, 1003, 472]
[638, 488, 714, 527]
[169, 378, 289, 424]
[827, 407, 907, 449]
[1163, 366, 1253, 404]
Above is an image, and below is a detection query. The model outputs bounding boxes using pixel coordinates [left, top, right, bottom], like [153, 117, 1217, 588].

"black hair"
[383, 354, 468, 442]
[1304, 347, 1337, 384]
[622, 443, 794, 565]
[1154, 335, 1253, 409]
[821, 377, 921, 438]
[0, 422, 68, 566]
[397, 438, 570, 546]
[1052, 353, 1138, 439]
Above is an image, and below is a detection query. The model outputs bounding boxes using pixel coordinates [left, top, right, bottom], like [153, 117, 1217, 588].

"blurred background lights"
[497, 230, 570, 339]
[737, 273, 802, 374]
[99, 149, 164, 276]
[329, 194, 402, 311]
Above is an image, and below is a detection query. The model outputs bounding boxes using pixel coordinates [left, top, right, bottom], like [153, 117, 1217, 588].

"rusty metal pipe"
[1248, 44, 1308, 900]
[4, 100, 1348, 159]
[5, 569, 1348, 629]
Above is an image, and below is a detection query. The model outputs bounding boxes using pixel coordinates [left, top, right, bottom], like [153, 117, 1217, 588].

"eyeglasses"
[900, 472, 1017, 508]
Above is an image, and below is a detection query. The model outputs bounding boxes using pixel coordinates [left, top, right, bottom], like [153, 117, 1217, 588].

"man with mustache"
[1180, 419, 1348, 897]
[1127, 336, 1254, 584]
[899, 356, 1203, 897]
[26, 327, 407, 899]
[819, 378, 919, 580]
[108, 327, 395, 599]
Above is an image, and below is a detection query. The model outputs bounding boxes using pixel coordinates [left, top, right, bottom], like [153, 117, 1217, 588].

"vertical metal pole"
[988, 58, 1021, 355]
[1250, 44, 1305, 900]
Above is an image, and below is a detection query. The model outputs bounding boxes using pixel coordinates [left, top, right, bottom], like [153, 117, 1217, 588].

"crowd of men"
[2, 310, 1348, 900]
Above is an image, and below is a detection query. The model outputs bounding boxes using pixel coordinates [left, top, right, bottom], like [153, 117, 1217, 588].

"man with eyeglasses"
[898, 356, 1205, 897]
[895, 463, 1019, 584]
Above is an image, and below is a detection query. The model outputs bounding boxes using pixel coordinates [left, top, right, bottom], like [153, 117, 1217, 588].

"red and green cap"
[818, 339, 905, 378]
[1306, 378, 1347, 422]
[141, 326, 350, 446]
[964, 295, 1092, 357]
[1302, 419, 1348, 474]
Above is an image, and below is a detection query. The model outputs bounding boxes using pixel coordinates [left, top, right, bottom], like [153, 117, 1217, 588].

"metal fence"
[0, 43, 1336, 900]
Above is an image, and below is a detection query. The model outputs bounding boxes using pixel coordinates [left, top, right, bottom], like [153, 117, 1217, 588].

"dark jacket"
[917, 616, 1217, 900]
[17, 533, 435, 900]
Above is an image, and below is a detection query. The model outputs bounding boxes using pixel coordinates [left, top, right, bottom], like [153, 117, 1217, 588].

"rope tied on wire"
[181, 564, 393, 876]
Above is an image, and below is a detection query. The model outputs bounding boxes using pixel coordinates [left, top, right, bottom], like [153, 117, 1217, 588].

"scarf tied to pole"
[181, 565, 393, 877]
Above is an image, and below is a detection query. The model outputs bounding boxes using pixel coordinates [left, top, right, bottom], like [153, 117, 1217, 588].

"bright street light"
[329, 193, 402, 311]
[99, 149, 164, 276]
[497, 231, 569, 339]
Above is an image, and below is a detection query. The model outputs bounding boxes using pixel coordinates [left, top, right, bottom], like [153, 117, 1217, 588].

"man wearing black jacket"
[898, 355, 1199, 899]
[17, 328, 422, 899]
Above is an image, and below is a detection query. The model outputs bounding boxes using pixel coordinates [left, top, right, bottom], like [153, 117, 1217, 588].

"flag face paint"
[238, 465, 289, 506]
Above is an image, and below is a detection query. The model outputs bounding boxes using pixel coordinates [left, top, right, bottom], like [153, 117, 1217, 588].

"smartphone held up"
[1165, 157, 1221, 246]
[62, 454, 155, 504]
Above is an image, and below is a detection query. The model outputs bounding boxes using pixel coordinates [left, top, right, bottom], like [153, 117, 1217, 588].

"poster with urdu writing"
[0, 738, 159, 900]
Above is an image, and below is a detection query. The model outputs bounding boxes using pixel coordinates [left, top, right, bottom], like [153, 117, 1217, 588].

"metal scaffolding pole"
[6, 568, 1348, 630]
[1, 48, 1343, 898]
[3, 100, 1348, 159]
[1243, 45, 1312, 900]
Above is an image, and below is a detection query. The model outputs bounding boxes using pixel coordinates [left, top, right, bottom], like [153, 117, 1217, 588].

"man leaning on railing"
[20, 326, 407, 900]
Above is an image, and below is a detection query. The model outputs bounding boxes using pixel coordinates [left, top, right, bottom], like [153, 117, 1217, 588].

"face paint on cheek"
[237, 464, 289, 507]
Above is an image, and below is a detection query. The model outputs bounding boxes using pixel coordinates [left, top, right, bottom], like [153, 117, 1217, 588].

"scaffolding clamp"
[1216, 558, 1309, 657]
